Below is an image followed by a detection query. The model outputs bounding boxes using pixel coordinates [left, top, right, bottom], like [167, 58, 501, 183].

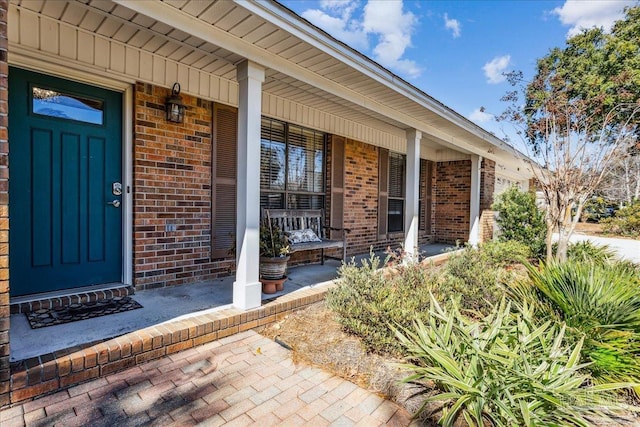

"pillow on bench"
[286, 228, 322, 244]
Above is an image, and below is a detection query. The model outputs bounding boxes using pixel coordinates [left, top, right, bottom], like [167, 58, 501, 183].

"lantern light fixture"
[166, 82, 186, 123]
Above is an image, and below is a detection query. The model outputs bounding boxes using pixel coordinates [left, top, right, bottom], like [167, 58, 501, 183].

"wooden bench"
[262, 209, 350, 264]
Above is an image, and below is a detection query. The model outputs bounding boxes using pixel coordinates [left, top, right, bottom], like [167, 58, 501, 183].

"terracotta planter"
[259, 255, 289, 280]
[260, 276, 287, 294]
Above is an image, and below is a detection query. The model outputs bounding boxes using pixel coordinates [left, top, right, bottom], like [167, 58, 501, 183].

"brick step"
[7, 285, 330, 406]
[10, 284, 135, 315]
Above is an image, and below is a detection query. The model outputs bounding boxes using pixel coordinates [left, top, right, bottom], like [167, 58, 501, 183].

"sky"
[279, 0, 637, 147]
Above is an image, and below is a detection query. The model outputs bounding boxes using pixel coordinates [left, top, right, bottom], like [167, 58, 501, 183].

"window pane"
[287, 194, 324, 210]
[260, 119, 286, 190]
[260, 192, 284, 209]
[287, 125, 324, 193]
[388, 198, 404, 232]
[389, 153, 405, 198]
[32, 87, 104, 125]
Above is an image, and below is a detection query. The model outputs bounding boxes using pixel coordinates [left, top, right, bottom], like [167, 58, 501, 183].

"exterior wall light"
[166, 83, 186, 123]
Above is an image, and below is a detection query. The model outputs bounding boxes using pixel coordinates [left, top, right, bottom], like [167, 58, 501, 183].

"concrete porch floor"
[10, 244, 453, 362]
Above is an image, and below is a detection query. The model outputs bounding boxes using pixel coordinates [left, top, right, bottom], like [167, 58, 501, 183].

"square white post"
[404, 129, 421, 260]
[469, 155, 482, 246]
[234, 60, 265, 310]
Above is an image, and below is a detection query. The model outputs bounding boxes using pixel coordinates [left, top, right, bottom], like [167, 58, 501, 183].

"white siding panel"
[152, 55, 165, 84]
[39, 18, 59, 55]
[177, 63, 189, 89]
[59, 25, 77, 59]
[165, 61, 178, 87]
[198, 72, 209, 98]
[94, 37, 110, 69]
[8, 5, 19, 44]
[228, 82, 238, 106]
[219, 78, 229, 104]
[77, 32, 94, 65]
[139, 51, 153, 81]
[20, 12, 40, 49]
[125, 47, 139, 77]
[110, 42, 125, 73]
[209, 74, 220, 100]
[188, 68, 199, 94]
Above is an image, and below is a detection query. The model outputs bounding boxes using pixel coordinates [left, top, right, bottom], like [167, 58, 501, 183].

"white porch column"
[469, 155, 482, 246]
[404, 129, 421, 259]
[234, 60, 265, 310]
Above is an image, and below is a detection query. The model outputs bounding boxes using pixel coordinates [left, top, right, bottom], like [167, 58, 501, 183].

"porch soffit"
[11, 0, 523, 166]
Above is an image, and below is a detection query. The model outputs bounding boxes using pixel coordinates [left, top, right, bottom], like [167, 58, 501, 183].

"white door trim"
[8, 56, 135, 287]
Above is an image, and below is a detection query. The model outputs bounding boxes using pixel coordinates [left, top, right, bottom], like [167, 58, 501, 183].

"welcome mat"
[26, 296, 143, 329]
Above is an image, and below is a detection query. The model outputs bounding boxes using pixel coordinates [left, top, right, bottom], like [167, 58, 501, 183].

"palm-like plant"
[513, 259, 640, 386]
[394, 295, 636, 426]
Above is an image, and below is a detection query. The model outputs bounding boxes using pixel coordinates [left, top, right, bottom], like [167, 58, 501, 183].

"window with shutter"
[378, 148, 389, 237]
[388, 152, 406, 233]
[419, 159, 433, 233]
[211, 104, 237, 259]
[260, 118, 326, 210]
[330, 136, 345, 240]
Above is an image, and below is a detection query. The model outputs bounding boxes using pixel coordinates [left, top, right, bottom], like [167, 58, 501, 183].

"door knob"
[107, 200, 121, 208]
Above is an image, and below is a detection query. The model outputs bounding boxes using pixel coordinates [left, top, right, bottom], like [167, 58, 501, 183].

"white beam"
[234, 60, 264, 310]
[469, 155, 482, 246]
[404, 129, 421, 259]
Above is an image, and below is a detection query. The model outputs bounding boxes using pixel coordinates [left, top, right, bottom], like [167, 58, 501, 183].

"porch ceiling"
[12, 0, 522, 163]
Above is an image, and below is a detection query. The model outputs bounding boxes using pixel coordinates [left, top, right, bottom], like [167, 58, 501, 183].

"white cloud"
[301, 1, 368, 50]
[483, 55, 511, 84]
[469, 108, 493, 124]
[444, 13, 461, 38]
[300, 0, 422, 78]
[552, 0, 634, 37]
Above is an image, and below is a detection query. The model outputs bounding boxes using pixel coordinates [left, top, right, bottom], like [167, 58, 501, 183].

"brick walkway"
[0, 331, 412, 426]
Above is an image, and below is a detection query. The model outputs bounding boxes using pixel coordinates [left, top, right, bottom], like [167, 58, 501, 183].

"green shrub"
[434, 242, 527, 316]
[602, 201, 640, 237]
[566, 241, 616, 264]
[512, 259, 640, 387]
[326, 252, 435, 355]
[492, 186, 546, 258]
[395, 296, 634, 426]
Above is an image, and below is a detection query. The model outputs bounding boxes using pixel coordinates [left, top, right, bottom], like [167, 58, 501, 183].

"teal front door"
[9, 68, 123, 296]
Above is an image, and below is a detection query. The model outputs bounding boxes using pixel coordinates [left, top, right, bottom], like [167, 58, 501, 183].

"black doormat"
[26, 296, 143, 329]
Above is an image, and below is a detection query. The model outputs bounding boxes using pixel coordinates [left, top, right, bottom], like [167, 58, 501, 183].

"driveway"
[568, 233, 640, 264]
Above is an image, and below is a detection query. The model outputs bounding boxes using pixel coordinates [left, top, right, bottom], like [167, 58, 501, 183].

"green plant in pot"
[259, 220, 290, 285]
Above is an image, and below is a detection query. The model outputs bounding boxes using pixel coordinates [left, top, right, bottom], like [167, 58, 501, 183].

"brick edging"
[7, 285, 332, 406]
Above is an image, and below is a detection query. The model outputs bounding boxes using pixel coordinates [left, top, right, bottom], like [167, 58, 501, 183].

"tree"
[600, 137, 640, 205]
[498, 6, 640, 261]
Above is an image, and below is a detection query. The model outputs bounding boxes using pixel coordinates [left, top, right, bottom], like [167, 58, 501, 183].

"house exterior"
[0, 0, 533, 406]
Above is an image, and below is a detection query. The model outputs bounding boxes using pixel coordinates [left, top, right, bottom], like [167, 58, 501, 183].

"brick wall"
[343, 139, 382, 255]
[480, 159, 496, 242]
[133, 83, 233, 290]
[0, 0, 8, 407]
[434, 160, 471, 244]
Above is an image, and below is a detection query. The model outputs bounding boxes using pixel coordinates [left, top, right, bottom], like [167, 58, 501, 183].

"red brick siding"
[0, 0, 8, 407]
[343, 139, 383, 255]
[0, 0, 10, 407]
[480, 159, 496, 242]
[434, 160, 471, 244]
[133, 83, 233, 290]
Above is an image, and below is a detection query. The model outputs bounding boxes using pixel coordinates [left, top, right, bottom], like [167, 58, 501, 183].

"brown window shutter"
[425, 160, 433, 234]
[419, 159, 426, 231]
[378, 148, 389, 238]
[211, 103, 237, 259]
[330, 135, 345, 240]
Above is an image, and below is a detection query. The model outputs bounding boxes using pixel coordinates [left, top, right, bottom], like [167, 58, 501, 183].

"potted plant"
[259, 220, 290, 293]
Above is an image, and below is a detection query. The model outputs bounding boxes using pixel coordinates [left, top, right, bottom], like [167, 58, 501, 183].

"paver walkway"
[0, 331, 412, 426]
